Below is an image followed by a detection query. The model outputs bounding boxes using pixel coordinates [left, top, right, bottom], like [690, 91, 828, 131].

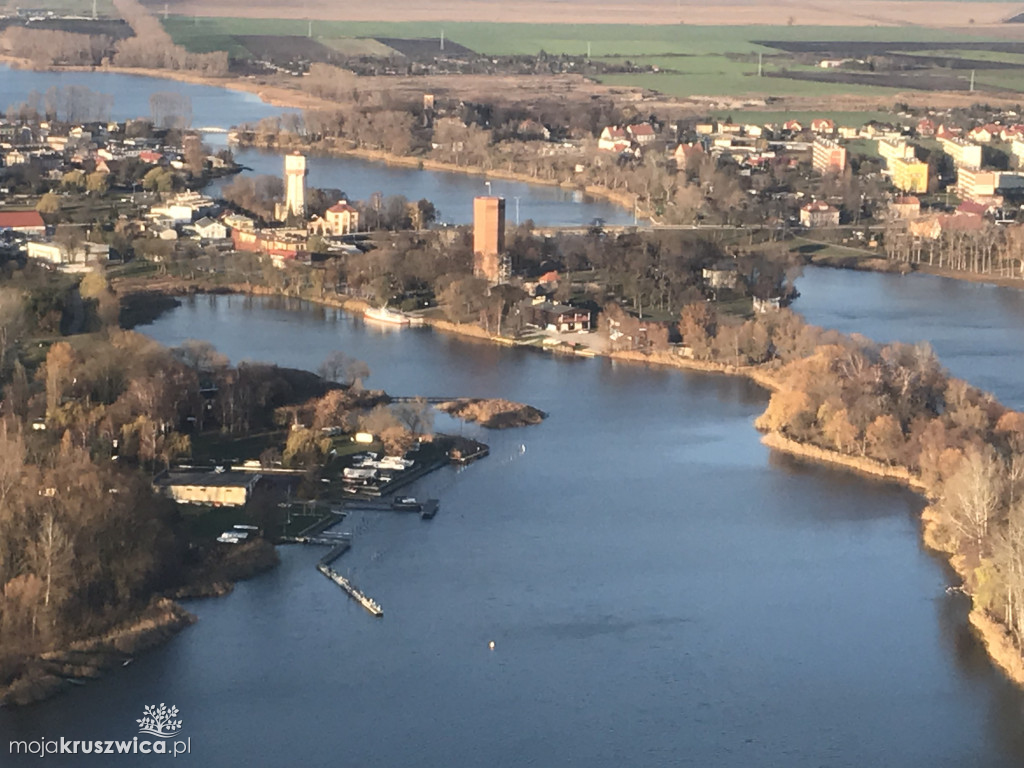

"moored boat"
[363, 306, 411, 325]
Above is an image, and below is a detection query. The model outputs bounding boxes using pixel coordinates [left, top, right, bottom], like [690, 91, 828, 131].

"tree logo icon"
[137, 704, 183, 738]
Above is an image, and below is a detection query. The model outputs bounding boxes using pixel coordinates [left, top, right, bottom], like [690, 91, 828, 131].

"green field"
[164, 19, 1004, 58]
[162, 18, 1024, 100]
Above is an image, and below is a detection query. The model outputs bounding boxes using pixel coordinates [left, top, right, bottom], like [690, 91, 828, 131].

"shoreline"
[0, 535, 278, 706]
[0, 599, 196, 706]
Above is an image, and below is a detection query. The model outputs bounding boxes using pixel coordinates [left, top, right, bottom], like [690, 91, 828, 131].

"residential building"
[891, 157, 929, 194]
[878, 138, 915, 168]
[957, 167, 997, 200]
[232, 227, 308, 260]
[223, 213, 254, 231]
[473, 196, 505, 283]
[1013, 138, 1024, 167]
[517, 119, 551, 140]
[702, 262, 739, 290]
[673, 142, 704, 168]
[26, 241, 108, 271]
[799, 201, 840, 228]
[838, 126, 860, 140]
[811, 137, 846, 174]
[626, 123, 657, 145]
[810, 118, 835, 135]
[0, 210, 46, 235]
[326, 201, 359, 234]
[309, 201, 360, 236]
[523, 299, 591, 332]
[939, 136, 983, 169]
[968, 124, 1000, 143]
[889, 196, 921, 219]
[193, 217, 227, 240]
[598, 126, 630, 152]
[752, 296, 782, 313]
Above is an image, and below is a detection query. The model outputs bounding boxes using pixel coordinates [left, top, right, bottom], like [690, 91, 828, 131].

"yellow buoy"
[489, 640, 495, 650]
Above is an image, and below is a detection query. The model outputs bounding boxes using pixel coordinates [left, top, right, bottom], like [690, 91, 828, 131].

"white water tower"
[284, 152, 307, 219]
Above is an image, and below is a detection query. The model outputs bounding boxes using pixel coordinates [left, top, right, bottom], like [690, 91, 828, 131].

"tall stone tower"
[473, 196, 505, 283]
[283, 152, 307, 219]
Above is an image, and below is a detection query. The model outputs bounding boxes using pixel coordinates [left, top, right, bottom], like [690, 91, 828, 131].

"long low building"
[154, 469, 261, 507]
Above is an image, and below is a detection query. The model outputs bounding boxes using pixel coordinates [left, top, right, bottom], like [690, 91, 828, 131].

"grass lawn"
[844, 139, 883, 159]
[178, 505, 257, 541]
[190, 429, 286, 463]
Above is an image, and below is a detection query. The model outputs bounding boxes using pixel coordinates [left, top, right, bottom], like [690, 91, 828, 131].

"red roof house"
[0, 211, 46, 235]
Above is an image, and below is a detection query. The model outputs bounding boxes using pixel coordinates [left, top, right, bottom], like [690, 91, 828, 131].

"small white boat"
[363, 306, 410, 326]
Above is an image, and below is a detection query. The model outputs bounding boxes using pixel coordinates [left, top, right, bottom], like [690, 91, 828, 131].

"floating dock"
[316, 563, 383, 617]
[341, 498, 440, 519]
[311, 535, 382, 617]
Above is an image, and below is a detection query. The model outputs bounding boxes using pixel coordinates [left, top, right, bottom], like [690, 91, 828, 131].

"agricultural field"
[161, 17, 1024, 99]
[0, 0, 117, 13]
[149, 0, 1024, 27]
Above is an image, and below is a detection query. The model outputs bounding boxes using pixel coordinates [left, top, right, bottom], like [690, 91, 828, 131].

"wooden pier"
[342, 497, 440, 520]
[316, 563, 383, 617]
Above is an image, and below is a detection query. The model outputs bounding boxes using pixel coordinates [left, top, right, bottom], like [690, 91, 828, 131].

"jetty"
[311, 534, 383, 616]
[341, 497, 440, 520]
[316, 563, 383, 617]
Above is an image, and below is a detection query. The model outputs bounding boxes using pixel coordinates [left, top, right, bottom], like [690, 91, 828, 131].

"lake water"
[214, 146, 636, 227]
[0, 65, 635, 226]
[4, 275, 1024, 766]
[795, 266, 1024, 410]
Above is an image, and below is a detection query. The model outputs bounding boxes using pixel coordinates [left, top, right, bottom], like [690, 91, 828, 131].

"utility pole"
[162, 3, 168, 20]
[758, 52, 763, 77]
[308, 20, 313, 38]
[513, 196, 520, 225]
[970, 69, 976, 92]
[92, 0, 97, 20]
[586, 41, 591, 58]
[440, 29, 445, 52]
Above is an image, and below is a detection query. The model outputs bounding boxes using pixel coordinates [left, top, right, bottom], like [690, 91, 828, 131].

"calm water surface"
[3, 289, 1024, 767]
[796, 266, 1024, 409]
[0, 66, 634, 226]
